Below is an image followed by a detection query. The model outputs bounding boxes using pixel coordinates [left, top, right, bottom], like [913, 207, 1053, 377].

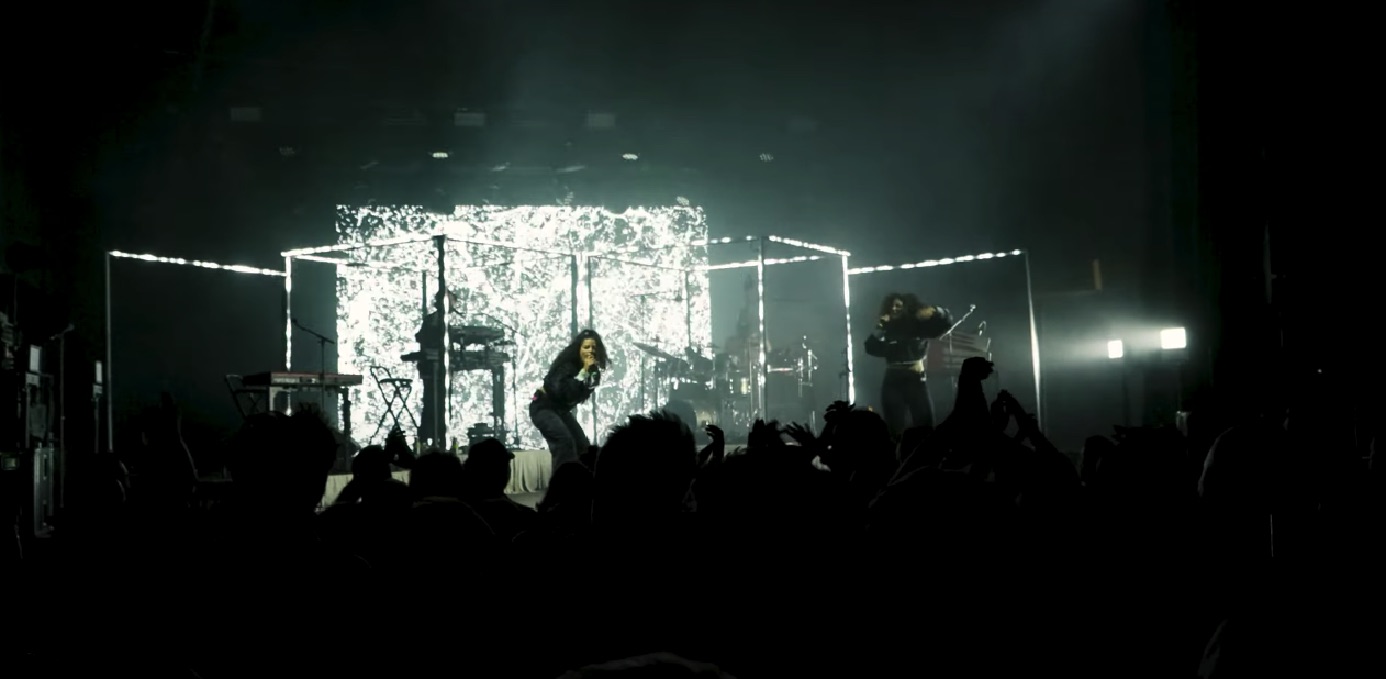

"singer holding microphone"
[530, 329, 609, 472]
[864, 293, 954, 439]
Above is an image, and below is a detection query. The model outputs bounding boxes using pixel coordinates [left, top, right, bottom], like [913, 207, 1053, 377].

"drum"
[682, 348, 716, 382]
[714, 353, 744, 395]
[671, 381, 712, 403]
[766, 348, 799, 374]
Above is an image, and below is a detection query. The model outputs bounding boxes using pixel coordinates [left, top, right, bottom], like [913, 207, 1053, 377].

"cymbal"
[633, 341, 683, 363]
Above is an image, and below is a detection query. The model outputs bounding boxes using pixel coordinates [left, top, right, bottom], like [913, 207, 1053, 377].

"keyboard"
[241, 371, 364, 388]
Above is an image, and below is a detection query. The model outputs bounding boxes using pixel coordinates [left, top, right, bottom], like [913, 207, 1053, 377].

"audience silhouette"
[17, 356, 1382, 678]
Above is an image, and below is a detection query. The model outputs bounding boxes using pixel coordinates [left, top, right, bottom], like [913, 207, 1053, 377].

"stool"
[370, 366, 419, 442]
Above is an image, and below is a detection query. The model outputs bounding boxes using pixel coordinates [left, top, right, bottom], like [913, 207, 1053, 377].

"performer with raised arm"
[530, 329, 609, 472]
[864, 293, 954, 438]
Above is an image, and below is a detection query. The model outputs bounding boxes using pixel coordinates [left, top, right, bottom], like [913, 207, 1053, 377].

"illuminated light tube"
[108, 250, 286, 277]
[694, 255, 826, 271]
[292, 254, 430, 272]
[689, 235, 761, 247]
[284, 256, 293, 370]
[293, 254, 351, 266]
[282, 232, 439, 258]
[765, 235, 851, 257]
[841, 254, 855, 404]
[847, 249, 1025, 275]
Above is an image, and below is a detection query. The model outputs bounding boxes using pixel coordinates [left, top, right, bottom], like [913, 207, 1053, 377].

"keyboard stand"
[225, 375, 269, 419]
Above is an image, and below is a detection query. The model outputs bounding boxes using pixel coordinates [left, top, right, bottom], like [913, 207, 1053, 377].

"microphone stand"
[292, 319, 334, 417]
[945, 304, 979, 336]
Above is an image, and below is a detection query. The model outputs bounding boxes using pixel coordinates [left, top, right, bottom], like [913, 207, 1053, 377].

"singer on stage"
[864, 293, 953, 438]
[530, 329, 609, 472]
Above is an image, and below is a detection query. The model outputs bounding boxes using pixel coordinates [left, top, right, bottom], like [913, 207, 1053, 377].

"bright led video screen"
[333, 204, 711, 448]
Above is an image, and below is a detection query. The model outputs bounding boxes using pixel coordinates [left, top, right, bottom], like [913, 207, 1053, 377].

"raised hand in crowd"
[699, 424, 726, 468]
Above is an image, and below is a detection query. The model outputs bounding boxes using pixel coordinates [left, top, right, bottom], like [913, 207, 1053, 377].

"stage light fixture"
[1108, 340, 1124, 359]
[1160, 327, 1186, 350]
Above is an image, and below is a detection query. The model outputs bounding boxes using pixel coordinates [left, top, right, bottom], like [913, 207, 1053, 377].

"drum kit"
[635, 334, 820, 432]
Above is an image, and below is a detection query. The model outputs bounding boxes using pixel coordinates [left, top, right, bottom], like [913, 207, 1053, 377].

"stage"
[319, 447, 552, 507]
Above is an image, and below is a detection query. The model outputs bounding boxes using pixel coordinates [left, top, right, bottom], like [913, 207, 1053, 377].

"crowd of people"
[12, 356, 1382, 678]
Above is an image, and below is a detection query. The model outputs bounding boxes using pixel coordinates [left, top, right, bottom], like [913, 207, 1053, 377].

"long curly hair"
[550, 329, 610, 373]
[878, 292, 923, 318]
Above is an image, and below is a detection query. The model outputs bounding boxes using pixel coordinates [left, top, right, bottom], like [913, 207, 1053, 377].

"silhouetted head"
[228, 410, 338, 514]
[351, 445, 393, 482]
[593, 410, 697, 527]
[556, 652, 736, 678]
[879, 293, 922, 320]
[553, 329, 609, 372]
[411, 452, 465, 500]
[461, 438, 514, 498]
[840, 409, 893, 454]
[538, 461, 595, 515]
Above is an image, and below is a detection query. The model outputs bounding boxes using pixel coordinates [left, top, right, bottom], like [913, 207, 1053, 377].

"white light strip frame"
[109, 250, 286, 277]
[292, 253, 423, 271]
[847, 249, 1023, 275]
[104, 249, 290, 454]
[841, 254, 855, 404]
[283, 231, 850, 417]
[690, 234, 853, 412]
[844, 247, 1041, 429]
[284, 256, 293, 371]
[756, 239, 768, 414]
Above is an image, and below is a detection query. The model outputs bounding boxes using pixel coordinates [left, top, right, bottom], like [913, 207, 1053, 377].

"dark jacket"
[864, 308, 954, 364]
[532, 360, 598, 412]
